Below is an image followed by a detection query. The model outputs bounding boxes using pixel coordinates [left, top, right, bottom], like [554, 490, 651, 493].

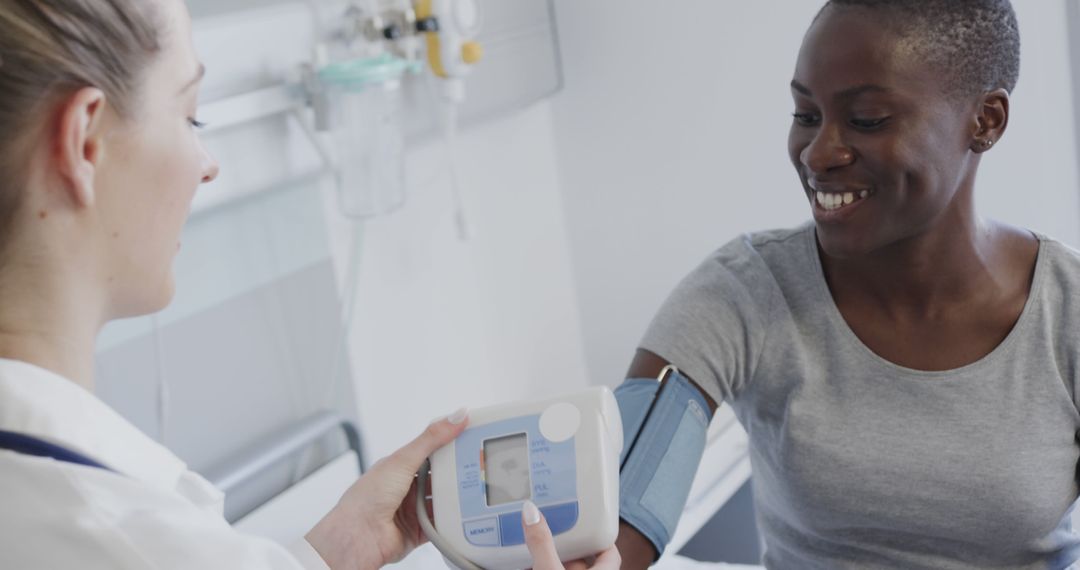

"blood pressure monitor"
[427, 387, 623, 569]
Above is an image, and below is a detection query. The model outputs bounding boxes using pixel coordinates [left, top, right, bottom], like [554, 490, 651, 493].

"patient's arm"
[625, 349, 718, 414]
[616, 520, 659, 570]
[616, 349, 718, 569]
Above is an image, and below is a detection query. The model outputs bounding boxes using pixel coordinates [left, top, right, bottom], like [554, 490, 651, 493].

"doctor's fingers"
[523, 502, 562, 570]
[384, 408, 470, 475]
[560, 546, 620, 570]
[524, 508, 620, 570]
[524, 501, 622, 570]
[586, 546, 620, 569]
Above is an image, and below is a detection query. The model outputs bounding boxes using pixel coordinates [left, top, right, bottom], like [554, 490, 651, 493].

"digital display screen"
[483, 433, 532, 506]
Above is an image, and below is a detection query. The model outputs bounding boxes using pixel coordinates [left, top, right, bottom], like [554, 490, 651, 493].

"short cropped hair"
[820, 0, 1020, 98]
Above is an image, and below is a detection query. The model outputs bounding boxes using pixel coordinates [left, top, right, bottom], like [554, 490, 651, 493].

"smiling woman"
[788, 0, 1020, 261]
[615, 0, 1080, 568]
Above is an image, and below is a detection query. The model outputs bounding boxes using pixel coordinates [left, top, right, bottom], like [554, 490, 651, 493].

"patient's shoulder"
[686, 223, 813, 301]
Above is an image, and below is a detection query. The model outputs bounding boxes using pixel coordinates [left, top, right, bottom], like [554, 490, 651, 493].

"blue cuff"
[615, 371, 712, 559]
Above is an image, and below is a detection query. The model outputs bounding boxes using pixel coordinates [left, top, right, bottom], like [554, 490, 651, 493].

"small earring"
[983, 139, 995, 149]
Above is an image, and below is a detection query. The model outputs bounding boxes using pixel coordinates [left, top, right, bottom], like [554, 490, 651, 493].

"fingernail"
[522, 500, 540, 526]
[447, 407, 468, 424]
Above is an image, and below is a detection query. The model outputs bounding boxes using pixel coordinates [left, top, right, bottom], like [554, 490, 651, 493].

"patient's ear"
[969, 88, 1009, 153]
[53, 87, 109, 208]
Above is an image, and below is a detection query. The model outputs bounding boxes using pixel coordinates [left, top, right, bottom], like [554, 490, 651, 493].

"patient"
[616, 0, 1080, 568]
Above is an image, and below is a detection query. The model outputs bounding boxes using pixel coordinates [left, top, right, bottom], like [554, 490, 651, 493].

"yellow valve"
[461, 41, 483, 65]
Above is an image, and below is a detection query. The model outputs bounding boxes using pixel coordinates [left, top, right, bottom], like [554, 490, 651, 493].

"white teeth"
[814, 189, 870, 211]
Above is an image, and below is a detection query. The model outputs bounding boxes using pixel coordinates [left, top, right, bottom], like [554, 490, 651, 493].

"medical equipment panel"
[429, 387, 622, 569]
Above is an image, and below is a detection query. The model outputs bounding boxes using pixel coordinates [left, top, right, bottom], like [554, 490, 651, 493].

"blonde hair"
[0, 0, 161, 252]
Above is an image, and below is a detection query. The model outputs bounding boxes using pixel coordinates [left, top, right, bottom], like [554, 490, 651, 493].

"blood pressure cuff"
[615, 371, 713, 559]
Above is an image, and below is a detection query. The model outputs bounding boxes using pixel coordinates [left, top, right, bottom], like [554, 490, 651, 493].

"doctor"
[0, 0, 619, 569]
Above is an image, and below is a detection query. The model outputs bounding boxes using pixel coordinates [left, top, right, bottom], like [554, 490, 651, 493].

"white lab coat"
[0, 358, 330, 569]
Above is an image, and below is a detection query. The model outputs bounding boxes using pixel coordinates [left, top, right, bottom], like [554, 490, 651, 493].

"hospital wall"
[192, 3, 592, 463]
[550, 0, 1080, 387]
[324, 100, 593, 461]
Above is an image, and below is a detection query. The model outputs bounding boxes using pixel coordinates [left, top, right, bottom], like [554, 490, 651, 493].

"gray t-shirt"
[641, 223, 1080, 569]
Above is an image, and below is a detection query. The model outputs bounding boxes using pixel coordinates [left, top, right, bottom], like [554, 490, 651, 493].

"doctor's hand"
[306, 408, 469, 570]
[523, 500, 621, 570]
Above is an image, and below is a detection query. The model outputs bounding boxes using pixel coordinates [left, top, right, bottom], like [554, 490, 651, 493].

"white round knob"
[539, 402, 580, 443]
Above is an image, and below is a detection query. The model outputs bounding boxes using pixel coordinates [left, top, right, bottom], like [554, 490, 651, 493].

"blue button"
[541, 502, 579, 536]
[463, 517, 500, 547]
[498, 510, 526, 546]
[496, 502, 579, 546]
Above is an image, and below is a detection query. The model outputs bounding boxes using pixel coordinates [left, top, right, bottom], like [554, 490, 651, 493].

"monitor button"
[463, 517, 500, 547]
[541, 502, 579, 536]
[498, 510, 526, 546]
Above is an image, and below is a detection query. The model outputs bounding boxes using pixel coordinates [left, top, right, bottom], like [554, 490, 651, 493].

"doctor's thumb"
[391, 408, 469, 471]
